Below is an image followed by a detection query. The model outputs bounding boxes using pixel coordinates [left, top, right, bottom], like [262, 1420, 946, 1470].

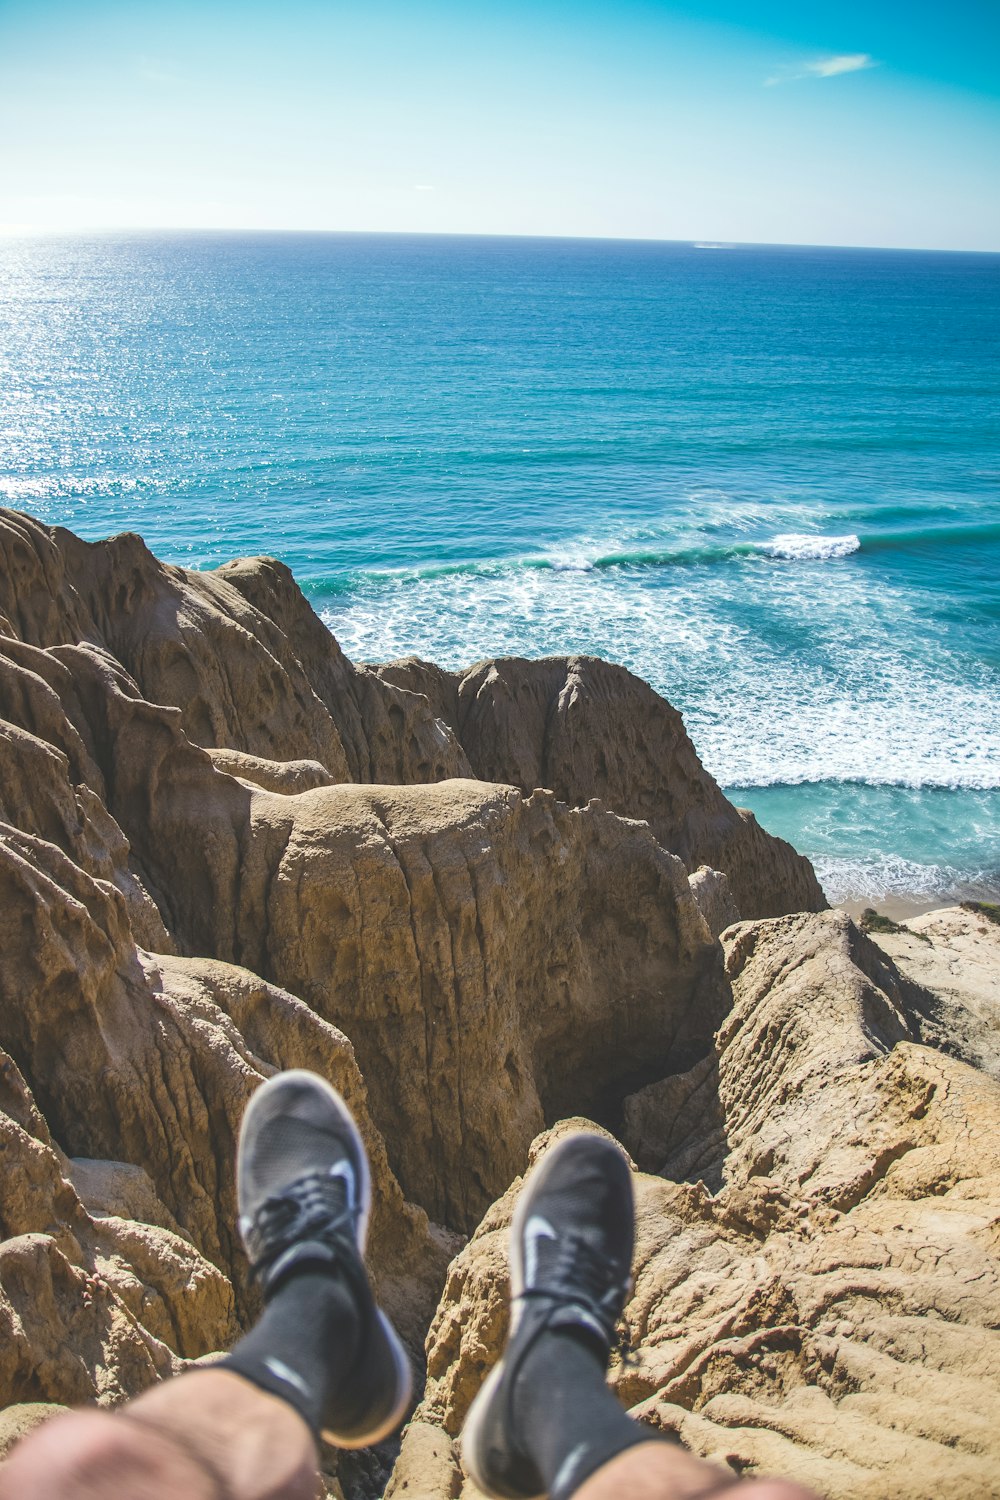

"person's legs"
[218, 1069, 411, 1447]
[0, 1090, 819, 1500]
[461, 1132, 820, 1500]
[0, 1071, 412, 1500]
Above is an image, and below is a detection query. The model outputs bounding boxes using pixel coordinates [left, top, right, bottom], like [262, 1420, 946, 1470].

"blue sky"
[1, 0, 997, 248]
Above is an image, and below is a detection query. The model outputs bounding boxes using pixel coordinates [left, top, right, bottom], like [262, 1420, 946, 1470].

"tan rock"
[870, 904, 1000, 1080]
[376, 655, 825, 919]
[395, 912, 1000, 1499]
[206, 747, 337, 794]
[0, 509, 730, 1421]
[219, 556, 472, 786]
[0, 631, 724, 1232]
[0, 798, 446, 1386]
[0, 645, 170, 951]
[204, 779, 721, 1228]
[689, 865, 741, 939]
[68, 1159, 188, 1239]
[622, 1052, 725, 1182]
[4, 507, 993, 1498]
[0, 1047, 235, 1407]
[0, 508, 470, 788]
[0, 510, 95, 649]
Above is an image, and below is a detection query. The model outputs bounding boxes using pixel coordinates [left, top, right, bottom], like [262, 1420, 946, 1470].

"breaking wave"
[758, 533, 860, 560]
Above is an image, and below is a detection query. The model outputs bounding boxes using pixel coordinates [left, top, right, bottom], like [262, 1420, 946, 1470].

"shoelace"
[246, 1170, 358, 1280]
[516, 1229, 630, 1346]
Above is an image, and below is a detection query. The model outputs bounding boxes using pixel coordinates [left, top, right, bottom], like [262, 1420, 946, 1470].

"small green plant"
[961, 900, 1000, 927]
[858, 907, 932, 943]
[859, 907, 906, 935]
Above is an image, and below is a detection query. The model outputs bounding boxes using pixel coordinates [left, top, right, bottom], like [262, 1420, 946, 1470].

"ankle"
[220, 1269, 363, 1439]
[510, 1325, 607, 1453]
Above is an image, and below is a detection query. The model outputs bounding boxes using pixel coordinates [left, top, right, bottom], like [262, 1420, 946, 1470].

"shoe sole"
[322, 1307, 414, 1449]
[461, 1130, 607, 1499]
[239, 1070, 412, 1449]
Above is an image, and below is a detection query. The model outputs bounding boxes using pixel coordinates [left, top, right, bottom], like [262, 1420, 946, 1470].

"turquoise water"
[1, 232, 998, 904]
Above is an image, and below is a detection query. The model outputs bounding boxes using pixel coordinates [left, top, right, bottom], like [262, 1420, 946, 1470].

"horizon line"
[1, 226, 998, 256]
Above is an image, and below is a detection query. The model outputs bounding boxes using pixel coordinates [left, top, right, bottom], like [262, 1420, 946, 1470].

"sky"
[0, 0, 998, 249]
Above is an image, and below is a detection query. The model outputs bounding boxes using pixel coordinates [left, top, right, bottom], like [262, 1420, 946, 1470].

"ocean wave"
[726, 770, 1000, 792]
[813, 853, 1000, 905]
[757, 533, 861, 560]
[305, 514, 1000, 600]
[862, 520, 1000, 553]
[693, 697, 1000, 792]
[304, 534, 864, 592]
[302, 546, 733, 592]
[320, 547, 1000, 794]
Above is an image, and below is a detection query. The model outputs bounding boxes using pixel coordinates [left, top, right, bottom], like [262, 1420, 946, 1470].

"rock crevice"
[4, 509, 989, 1499]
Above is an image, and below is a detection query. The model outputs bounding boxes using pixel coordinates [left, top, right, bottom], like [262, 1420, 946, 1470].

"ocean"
[1, 231, 998, 907]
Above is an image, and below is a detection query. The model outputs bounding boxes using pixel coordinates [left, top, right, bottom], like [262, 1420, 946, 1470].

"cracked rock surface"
[395, 910, 1000, 1500]
[376, 655, 825, 921]
[2, 507, 995, 1498]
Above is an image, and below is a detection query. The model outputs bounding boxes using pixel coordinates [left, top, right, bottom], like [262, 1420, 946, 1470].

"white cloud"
[807, 53, 877, 77]
[413, 184, 435, 192]
[765, 53, 877, 86]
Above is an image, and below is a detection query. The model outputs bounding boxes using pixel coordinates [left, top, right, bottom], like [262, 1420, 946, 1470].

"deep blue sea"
[2, 232, 998, 907]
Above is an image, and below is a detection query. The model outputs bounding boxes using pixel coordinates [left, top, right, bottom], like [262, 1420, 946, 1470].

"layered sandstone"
[3, 506, 994, 1500]
[0, 508, 731, 1426]
[375, 655, 824, 919]
[393, 909, 1000, 1499]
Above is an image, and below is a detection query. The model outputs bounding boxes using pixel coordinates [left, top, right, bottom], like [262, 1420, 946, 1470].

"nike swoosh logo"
[264, 1355, 311, 1401]
[523, 1214, 558, 1288]
[329, 1159, 356, 1212]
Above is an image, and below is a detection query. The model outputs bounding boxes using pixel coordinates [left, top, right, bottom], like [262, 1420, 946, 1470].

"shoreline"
[836, 893, 965, 923]
[836, 888, 1000, 924]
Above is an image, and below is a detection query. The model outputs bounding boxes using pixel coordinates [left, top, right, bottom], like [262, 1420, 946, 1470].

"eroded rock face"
[99, 740, 728, 1230]
[688, 866, 740, 940]
[0, 1041, 234, 1408]
[0, 574, 451, 1411]
[0, 508, 730, 1423]
[376, 655, 825, 920]
[396, 911, 1000, 1499]
[0, 801, 443, 1347]
[0, 509, 470, 788]
[6, 506, 987, 1498]
[868, 904, 1000, 1080]
[0, 635, 726, 1233]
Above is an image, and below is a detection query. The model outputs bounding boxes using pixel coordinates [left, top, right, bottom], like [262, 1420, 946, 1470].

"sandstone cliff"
[393, 907, 1000, 1499]
[0, 510, 728, 1422]
[1, 507, 994, 1500]
[375, 655, 824, 920]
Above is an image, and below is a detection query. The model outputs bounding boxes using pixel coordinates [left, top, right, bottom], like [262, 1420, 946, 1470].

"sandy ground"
[836, 895, 958, 922]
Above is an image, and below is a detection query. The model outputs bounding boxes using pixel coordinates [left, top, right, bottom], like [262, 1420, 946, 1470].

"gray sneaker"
[461, 1132, 635, 1498]
[237, 1069, 412, 1447]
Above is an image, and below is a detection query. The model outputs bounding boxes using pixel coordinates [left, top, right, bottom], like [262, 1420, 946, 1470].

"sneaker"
[461, 1131, 635, 1498]
[236, 1069, 412, 1448]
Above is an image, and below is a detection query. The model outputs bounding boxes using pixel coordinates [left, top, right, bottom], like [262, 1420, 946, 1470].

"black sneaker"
[236, 1069, 412, 1448]
[461, 1131, 635, 1499]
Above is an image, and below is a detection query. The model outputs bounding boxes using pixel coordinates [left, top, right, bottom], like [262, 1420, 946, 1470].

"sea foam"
[813, 853, 1000, 905]
[323, 543, 1000, 794]
[758, 533, 861, 560]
